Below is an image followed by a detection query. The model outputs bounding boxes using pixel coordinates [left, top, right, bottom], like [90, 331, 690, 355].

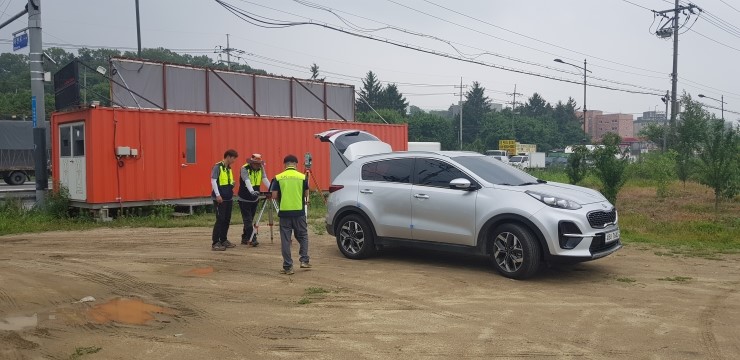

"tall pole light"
[554, 58, 592, 139]
[698, 94, 726, 120]
[661, 91, 670, 151]
[135, 0, 142, 57]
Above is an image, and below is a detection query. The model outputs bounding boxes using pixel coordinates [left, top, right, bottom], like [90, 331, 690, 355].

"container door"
[58, 123, 87, 201]
[179, 124, 212, 198]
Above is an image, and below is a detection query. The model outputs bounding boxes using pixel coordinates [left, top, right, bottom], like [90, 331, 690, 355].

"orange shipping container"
[51, 108, 407, 208]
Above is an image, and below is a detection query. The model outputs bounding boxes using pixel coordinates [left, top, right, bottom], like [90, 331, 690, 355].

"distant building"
[490, 103, 503, 112]
[633, 111, 667, 135]
[593, 113, 634, 140]
[582, 110, 604, 139]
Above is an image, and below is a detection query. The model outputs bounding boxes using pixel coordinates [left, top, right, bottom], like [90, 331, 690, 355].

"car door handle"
[414, 194, 430, 199]
[360, 189, 373, 194]
[181, 163, 188, 167]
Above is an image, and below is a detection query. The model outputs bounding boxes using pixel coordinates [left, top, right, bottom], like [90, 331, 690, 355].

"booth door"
[179, 124, 212, 198]
[58, 123, 86, 201]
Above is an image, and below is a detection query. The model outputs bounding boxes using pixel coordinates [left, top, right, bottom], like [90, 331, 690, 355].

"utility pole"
[454, 78, 467, 150]
[135, 0, 142, 57]
[226, 34, 232, 70]
[661, 91, 670, 151]
[655, 1, 701, 133]
[28, 0, 48, 206]
[507, 84, 522, 137]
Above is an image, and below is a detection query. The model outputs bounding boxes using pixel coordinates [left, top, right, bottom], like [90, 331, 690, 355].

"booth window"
[72, 125, 85, 156]
[60, 126, 71, 157]
[185, 128, 196, 163]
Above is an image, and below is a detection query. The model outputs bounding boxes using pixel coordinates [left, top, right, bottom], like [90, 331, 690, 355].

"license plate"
[605, 230, 620, 243]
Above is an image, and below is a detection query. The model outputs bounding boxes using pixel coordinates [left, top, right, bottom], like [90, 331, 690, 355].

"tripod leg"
[249, 199, 267, 244]
[268, 198, 274, 244]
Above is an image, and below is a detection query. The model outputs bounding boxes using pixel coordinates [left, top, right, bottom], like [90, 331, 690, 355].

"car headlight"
[526, 191, 582, 210]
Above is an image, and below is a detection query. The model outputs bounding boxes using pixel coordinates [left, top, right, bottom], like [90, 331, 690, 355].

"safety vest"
[238, 165, 262, 201]
[217, 162, 234, 186]
[213, 161, 235, 200]
[275, 167, 306, 215]
[247, 166, 263, 187]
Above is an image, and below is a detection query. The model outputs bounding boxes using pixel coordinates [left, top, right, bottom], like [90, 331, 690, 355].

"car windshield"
[452, 155, 539, 186]
[509, 156, 523, 162]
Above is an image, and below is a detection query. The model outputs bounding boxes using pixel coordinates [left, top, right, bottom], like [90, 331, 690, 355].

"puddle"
[185, 266, 214, 277]
[0, 314, 38, 331]
[87, 298, 176, 325]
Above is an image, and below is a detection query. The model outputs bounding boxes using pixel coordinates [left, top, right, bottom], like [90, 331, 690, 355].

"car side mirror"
[450, 178, 472, 190]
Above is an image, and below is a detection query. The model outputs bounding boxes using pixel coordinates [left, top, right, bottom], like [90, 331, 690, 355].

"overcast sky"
[1, 0, 739, 120]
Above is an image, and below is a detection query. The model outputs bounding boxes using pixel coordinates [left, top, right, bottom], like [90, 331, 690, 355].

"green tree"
[566, 145, 590, 185]
[639, 150, 677, 198]
[379, 83, 408, 116]
[458, 81, 491, 144]
[309, 63, 324, 81]
[409, 105, 425, 116]
[521, 92, 552, 118]
[638, 123, 667, 149]
[407, 112, 456, 150]
[591, 133, 629, 204]
[356, 71, 383, 112]
[355, 109, 405, 124]
[696, 120, 740, 210]
[675, 95, 709, 185]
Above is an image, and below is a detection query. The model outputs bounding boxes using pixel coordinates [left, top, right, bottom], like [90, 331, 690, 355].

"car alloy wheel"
[493, 232, 524, 273]
[339, 220, 365, 255]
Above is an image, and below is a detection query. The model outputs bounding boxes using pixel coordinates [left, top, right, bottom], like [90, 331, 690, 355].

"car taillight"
[329, 185, 344, 193]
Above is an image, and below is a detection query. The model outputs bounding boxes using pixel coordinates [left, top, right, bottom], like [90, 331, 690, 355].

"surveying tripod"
[249, 193, 280, 244]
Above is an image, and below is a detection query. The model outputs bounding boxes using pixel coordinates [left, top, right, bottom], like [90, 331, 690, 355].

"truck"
[509, 152, 546, 169]
[0, 120, 50, 185]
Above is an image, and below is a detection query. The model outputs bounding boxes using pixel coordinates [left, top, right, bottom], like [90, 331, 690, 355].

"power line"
[417, 0, 669, 76]
[718, 0, 740, 12]
[689, 29, 740, 53]
[217, 0, 664, 96]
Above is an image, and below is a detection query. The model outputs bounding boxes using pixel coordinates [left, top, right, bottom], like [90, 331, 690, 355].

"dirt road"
[1, 226, 738, 359]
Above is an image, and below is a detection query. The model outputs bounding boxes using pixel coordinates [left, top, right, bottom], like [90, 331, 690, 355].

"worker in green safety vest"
[270, 154, 310, 275]
[210, 149, 238, 251]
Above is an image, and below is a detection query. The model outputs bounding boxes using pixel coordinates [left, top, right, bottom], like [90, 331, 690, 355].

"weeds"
[616, 277, 636, 283]
[69, 346, 102, 360]
[305, 287, 328, 295]
[658, 276, 692, 282]
[297, 297, 312, 305]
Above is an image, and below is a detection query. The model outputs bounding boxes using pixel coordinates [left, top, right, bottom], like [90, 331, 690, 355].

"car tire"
[335, 214, 377, 260]
[6, 171, 26, 186]
[489, 223, 542, 279]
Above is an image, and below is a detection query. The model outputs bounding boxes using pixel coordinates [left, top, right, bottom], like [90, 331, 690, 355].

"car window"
[452, 155, 539, 185]
[335, 132, 381, 153]
[361, 158, 413, 183]
[414, 158, 472, 188]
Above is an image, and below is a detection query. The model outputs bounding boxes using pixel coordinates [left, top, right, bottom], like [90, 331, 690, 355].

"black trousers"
[239, 200, 259, 241]
[212, 200, 233, 244]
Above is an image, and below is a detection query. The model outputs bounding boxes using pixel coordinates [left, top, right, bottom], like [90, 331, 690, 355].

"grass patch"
[305, 287, 328, 295]
[616, 277, 636, 283]
[69, 346, 102, 360]
[298, 286, 330, 305]
[658, 276, 692, 282]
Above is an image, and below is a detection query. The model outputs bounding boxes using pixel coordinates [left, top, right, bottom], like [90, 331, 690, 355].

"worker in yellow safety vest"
[270, 154, 310, 275]
[210, 149, 238, 251]
[237, 153, 270, 246]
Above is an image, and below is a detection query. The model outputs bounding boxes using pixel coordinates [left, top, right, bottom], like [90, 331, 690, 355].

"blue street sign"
[32, 96, 37, 128]
[13, 32, 28, 51]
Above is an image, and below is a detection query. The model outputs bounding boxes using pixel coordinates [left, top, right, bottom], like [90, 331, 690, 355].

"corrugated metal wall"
[52, 108, 407, 205]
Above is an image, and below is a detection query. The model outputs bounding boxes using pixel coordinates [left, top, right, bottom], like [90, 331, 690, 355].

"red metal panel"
[51, 108, 408, 205]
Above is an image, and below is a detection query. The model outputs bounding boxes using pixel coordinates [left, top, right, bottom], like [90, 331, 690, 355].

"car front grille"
[587, 209, 617, 228]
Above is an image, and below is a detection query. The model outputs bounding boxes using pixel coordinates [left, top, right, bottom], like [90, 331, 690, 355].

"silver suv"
[318, 130, 621, 279]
